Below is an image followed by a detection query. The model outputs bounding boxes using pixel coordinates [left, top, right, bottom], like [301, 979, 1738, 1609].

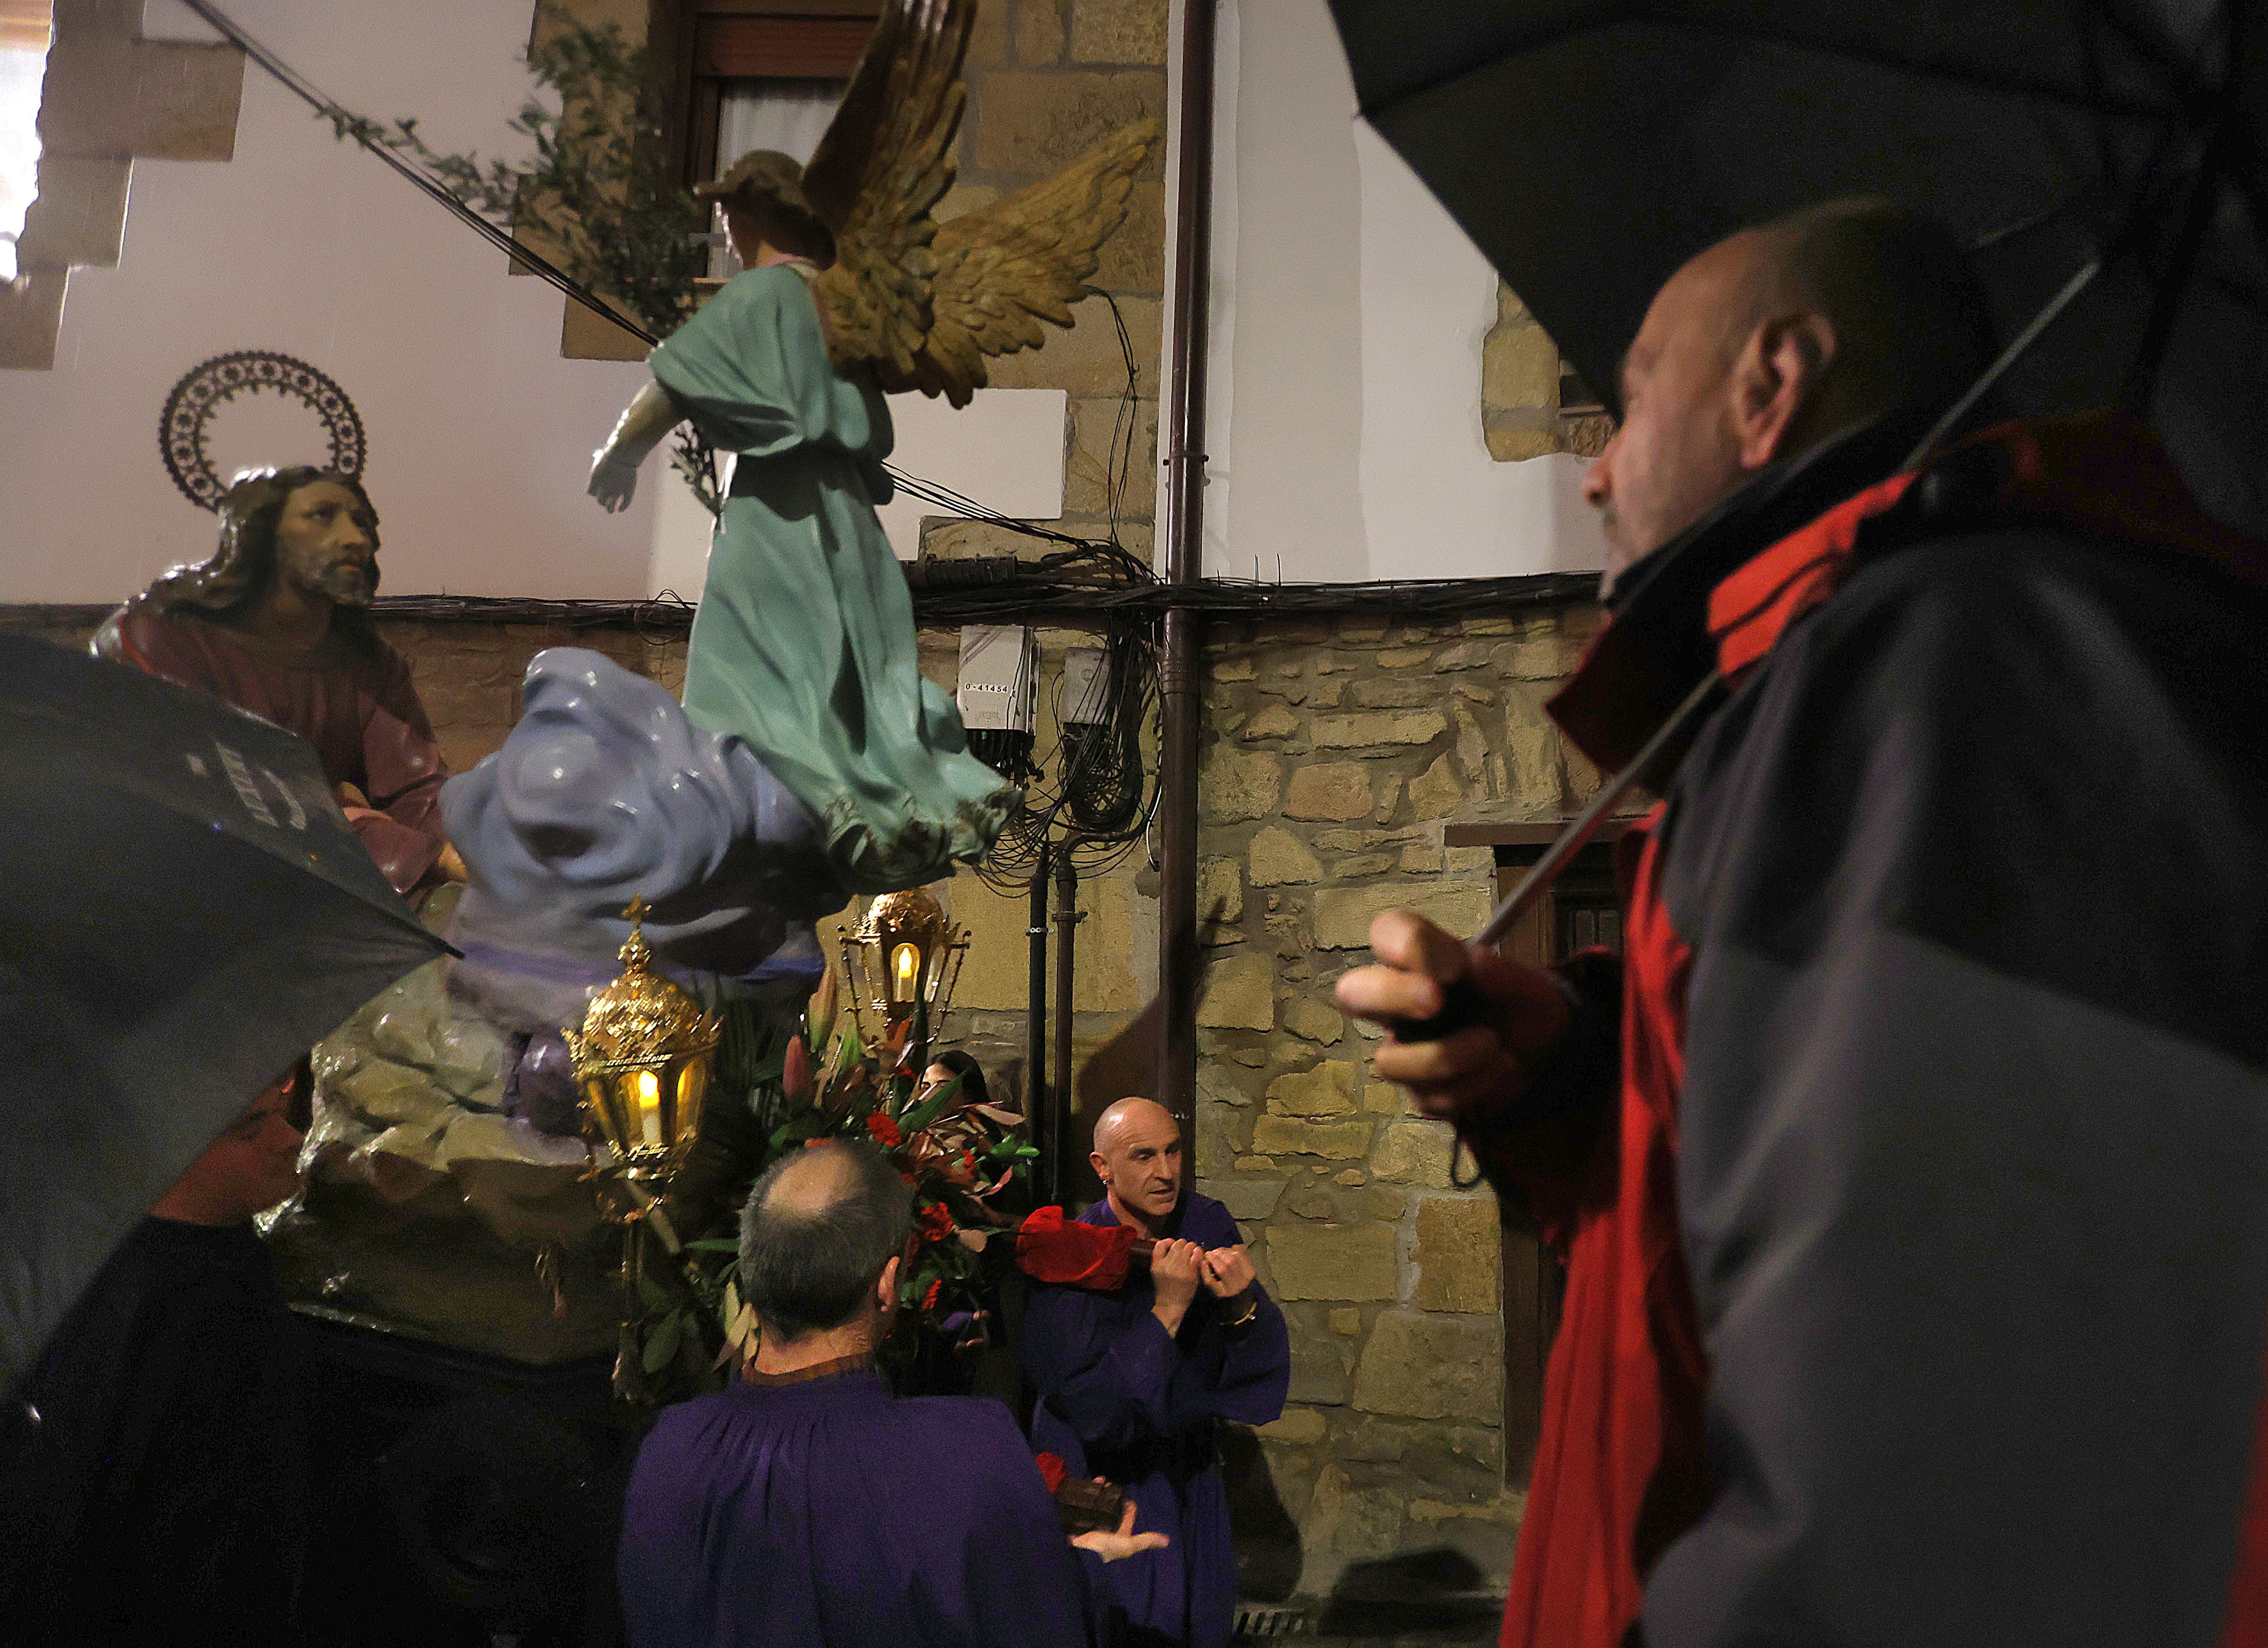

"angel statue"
[587, 0, 1158, 895]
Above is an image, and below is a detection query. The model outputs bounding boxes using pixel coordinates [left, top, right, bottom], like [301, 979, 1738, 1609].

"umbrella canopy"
[0, 634, 449, 1391]
[1326, 1, 2268, 533]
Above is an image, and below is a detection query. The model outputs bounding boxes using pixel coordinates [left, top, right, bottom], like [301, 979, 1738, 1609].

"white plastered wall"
[0, 0, 1071, 605]
[1177, 0, 1607, 583]
[0, 0, 660, 602]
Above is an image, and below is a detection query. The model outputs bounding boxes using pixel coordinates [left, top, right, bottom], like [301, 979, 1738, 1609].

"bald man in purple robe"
[619, 1140, 1162, 1648]
[1022, 1098, 1291, 1648]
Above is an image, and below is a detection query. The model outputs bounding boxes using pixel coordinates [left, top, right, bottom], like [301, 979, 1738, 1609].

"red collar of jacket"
[1550, 410, 2268, 767]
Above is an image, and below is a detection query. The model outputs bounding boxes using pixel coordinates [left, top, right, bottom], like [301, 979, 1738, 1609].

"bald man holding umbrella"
[1022, 1099, 1291, 1648]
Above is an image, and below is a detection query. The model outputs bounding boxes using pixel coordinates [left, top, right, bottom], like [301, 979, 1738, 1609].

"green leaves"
[641, 1307, 685, 1374]
[311, 0, 709, 446]
[895, 1071, 962, 1138]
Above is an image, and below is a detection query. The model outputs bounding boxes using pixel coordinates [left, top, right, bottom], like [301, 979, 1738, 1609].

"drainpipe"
[1052, 845, 1082, 1200]
[1157, 0, 1218, 1143]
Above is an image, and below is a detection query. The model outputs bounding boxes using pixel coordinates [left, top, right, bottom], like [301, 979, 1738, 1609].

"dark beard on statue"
[300, 561, 375, 609]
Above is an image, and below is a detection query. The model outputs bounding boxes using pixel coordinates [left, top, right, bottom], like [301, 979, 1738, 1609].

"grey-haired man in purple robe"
[619, 1139, 1162, 1648]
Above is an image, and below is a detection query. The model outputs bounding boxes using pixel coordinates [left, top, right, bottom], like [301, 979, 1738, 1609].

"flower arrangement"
[621, 970, 1035, 1405]
[740, 973, 1035, 1367]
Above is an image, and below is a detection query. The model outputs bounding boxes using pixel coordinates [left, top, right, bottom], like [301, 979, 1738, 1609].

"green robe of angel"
[648, 263, 1015, 893]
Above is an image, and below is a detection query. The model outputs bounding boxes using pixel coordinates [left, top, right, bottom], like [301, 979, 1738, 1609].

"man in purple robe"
[619, 1140, 1162, 1648]
[1022, 1098, 1292, 1648]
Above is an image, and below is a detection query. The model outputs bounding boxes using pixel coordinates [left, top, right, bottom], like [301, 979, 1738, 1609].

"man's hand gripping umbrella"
[1340, 672, 1723, 1112]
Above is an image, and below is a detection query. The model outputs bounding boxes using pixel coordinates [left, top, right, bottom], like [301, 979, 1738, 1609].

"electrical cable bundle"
[959, 293, 1167, 892]
[974, 627, 1162, 894]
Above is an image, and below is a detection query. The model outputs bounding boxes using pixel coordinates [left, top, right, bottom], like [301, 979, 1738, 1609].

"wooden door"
[1495, 839, 1625, 1486]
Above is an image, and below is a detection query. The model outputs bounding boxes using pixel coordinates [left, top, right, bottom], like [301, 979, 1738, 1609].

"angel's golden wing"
[907, 119, 1162, 407]
[803, 0, 973, 383]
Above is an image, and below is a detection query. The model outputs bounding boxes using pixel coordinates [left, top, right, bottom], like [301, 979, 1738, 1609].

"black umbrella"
[1326, 0, 2268, 536]
[0, 634, 449, 1391]
[1326, 1, 2268, 1040]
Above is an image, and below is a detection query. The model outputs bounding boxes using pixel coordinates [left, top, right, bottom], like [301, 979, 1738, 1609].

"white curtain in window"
[714, 78, 845, 175]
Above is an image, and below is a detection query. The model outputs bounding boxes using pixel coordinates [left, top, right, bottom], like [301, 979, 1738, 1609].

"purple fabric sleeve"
[1181, 1291, 1290, 1428]
[1026, 1288, 1179, 1447]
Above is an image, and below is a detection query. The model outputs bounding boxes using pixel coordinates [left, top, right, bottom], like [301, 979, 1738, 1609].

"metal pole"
[1028, 838, 1052, 1206]
[1052, 847, 1082, 1203]
[1157, 0, 1218, 1143]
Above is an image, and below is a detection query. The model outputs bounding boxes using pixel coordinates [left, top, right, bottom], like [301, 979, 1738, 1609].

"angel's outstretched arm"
[588, 380, 682, 513]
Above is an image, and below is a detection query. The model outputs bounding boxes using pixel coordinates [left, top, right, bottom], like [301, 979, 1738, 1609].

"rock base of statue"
[264, 886, 621, 1362]
[268, 651, 853, 1366]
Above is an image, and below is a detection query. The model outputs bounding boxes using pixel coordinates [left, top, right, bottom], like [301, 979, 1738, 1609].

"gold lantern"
[565, 897, 721, 1188]
[838, 885, 969, 1040]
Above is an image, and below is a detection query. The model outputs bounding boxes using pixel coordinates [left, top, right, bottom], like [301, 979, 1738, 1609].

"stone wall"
[0, 603, 684, 772]
[1481, 280, 1617, 462]
[1190, 605, 1602, 1605]
[877, 0, 1174, 1116]
[934, 0, 1167, 566]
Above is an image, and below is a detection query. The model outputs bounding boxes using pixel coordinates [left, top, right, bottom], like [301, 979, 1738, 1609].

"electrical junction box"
[956, 626, 1035, 731]
[1060, 644, 1109, 728]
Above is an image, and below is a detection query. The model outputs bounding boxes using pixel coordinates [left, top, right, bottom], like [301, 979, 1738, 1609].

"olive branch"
[318, 7, 725, 515]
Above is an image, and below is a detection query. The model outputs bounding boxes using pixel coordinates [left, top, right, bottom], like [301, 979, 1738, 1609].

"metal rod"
[1157, 0, 1219, 1140]
[1028, 839, 1052, 1205]
[1474, 672, 1727, 948]
[1902, 256, 2102, 470]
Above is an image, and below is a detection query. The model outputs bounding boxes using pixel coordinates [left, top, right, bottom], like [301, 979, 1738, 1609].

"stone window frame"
[653, 0, 878, 191]
[1480, 279, 1617, 463]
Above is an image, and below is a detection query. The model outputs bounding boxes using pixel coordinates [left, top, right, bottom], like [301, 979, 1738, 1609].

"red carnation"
[922, 1279, 942, 1311]
[917, 1202, 955, 1239]
[866, 1112, 903, 1148]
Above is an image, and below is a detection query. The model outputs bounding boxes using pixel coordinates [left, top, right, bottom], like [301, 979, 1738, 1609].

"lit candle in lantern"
[634, 1067, 663, 1146]
[891, 941, 920, 1003]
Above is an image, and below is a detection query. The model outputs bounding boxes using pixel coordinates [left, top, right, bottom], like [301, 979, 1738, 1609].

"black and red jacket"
[1465, 412, 2268, 1648]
